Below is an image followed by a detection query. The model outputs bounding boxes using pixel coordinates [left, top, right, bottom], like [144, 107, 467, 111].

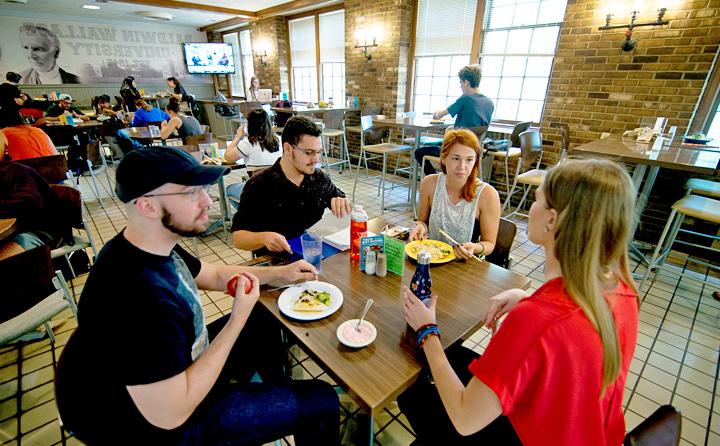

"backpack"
[214, 103, 236, 117]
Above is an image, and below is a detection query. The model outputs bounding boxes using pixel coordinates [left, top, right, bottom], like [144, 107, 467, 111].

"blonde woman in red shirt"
[400, 158, 639, 445]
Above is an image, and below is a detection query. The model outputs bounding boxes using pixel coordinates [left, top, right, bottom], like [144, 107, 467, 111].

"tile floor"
[1, 162, 718, 445]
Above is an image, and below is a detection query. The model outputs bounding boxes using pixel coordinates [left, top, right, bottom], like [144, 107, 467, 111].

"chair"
[623, 405, 681, 446]
[352, 115, 413, 212]
[684, 178, 720, 199]
[638, 193, 720, 293]
[0, 245, 78, 345]
[502, 130, 544, 218]
[49, 184, 99, 278]
[320, 110, 351, 173]
[184, 133, 213, 147]
[15, 154, 68, 184]
[490, 121, 532, 197]
[485, 217, 517, 269]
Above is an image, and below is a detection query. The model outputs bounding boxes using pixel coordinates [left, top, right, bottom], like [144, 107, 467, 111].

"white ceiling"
[0, 0, 342, 29]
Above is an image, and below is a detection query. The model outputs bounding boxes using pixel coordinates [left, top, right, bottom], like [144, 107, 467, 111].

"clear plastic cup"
[301, 233, 323, 273]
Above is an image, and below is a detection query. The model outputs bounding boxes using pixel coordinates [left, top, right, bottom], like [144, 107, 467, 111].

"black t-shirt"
[55, 232, 205, 444]
[0, 83, 21, 113]
[447, 93, 494, 128]
[174, 84, 190, 103]
[231, 159, 346, 240]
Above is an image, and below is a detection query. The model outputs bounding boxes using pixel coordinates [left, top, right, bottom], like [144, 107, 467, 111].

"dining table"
[0, 218, 18, 242]
[253, 219, 530, 444]
[571, 133, 720, 263]
[118, 126, 164, 142]
[271, 104, 359, 115]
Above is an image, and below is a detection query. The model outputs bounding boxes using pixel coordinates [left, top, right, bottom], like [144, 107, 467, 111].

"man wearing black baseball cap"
[55, 147, 339, 445]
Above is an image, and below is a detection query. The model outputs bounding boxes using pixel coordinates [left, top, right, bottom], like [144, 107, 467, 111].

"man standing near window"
[415, 64, 494, 175]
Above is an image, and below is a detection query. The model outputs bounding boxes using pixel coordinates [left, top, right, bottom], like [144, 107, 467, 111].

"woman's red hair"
[439, 129, 481, 202]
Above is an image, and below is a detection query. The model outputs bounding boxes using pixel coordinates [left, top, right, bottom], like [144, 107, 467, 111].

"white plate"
[336, 319, 377, 348]
[278, 281, 343, 321]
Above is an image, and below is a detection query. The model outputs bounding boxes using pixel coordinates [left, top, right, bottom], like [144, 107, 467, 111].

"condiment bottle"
[365, 251, 376, 275]
[375, 253, 387, 277]
[410, 251, 432, 306]
[350, 205, 368, 262]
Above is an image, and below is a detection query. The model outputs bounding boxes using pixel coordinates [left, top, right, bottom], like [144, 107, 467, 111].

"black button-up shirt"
[231, 159, 346, 240]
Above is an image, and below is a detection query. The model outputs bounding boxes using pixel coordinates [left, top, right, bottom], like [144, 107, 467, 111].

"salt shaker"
[365, 251, 377, 275]
[375, 253, 387, 277]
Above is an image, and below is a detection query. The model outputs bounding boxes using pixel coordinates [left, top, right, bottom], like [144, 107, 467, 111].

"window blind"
[319, 10, 345, 63]
[289, 16, 317, 67]
[415, 0, 478, 57]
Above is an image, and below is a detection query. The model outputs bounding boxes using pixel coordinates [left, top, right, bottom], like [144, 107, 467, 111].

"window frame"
[286, 6, 345, 103]
[221, 27, 253, 99]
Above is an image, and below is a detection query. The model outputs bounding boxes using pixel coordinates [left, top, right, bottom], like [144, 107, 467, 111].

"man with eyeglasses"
[55, 147, 339, 445]
[44, 93, 90, 122]
[231, 115, 352, 254]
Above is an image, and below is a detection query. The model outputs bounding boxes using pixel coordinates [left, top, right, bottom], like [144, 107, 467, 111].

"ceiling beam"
[110, 0, 257, 17]
[256, 0, 334, 18]
[199, 16, 249, 32]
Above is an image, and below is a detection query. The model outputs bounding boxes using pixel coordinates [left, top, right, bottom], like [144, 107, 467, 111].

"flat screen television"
[183, 42, 236, 74]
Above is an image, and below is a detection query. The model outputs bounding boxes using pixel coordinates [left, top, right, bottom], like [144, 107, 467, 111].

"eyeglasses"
[291, 144, 322, 158]
[136, 185, 211, 203]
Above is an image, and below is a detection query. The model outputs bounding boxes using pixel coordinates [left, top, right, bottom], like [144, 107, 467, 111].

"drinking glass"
[301, 233, 323, 274]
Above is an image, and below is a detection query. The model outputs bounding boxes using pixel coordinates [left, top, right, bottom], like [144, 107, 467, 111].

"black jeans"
[178, 309, 340, 445]
[414, 145, 442, 176]
[397, 343, 522, 445]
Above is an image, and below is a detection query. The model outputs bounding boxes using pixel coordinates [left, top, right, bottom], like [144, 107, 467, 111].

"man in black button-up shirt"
[231, 116, 352, 253]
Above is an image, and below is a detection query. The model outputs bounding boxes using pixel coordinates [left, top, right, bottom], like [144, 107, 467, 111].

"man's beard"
[161, 206, 207, 237]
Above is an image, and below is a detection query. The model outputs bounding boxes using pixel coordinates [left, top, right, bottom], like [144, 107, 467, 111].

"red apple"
[226, 273, 253, 296]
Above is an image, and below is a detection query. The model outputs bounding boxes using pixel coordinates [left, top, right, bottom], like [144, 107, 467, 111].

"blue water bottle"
[410, 251, 432, 306]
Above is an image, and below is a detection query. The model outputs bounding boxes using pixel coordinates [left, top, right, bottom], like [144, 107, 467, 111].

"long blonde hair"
[543, 158, 638, 390]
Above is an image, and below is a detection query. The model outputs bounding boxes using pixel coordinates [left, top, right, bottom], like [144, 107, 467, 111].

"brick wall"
[345, 0, 414, 118]
[542, 0, 720, 160]
[249, 17, 290, 95]
[540, 0, 720, 244]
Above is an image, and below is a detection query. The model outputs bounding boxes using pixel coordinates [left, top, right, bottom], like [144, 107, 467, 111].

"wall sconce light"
[256, 50, 268, 66]
[599, 8, 670, 52]
[354, 32, 378, 61]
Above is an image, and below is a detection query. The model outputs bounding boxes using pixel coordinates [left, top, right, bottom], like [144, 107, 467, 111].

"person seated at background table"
[399, 158, 639, 446]
[0, 113, 57, 160]
[167, 76, 190, 103]
[54, 147, 339, 445]
[45, 94, 89, 122]
[0, 161, 71, 260]
[160, 98, 202, 141]
[247, 76, 261, 101]
[120, 76, 142, 112]
[414, 65, 494, 176]
[231, 115, 351, 254]
[131, 99, 170, 128]
[409, 129, 500, 260]
[0, 72, 24, 127]
[224, 107, 283, 209]
[94, 94, 123, 119]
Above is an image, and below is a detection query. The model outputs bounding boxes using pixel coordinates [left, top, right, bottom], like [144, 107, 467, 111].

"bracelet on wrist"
[416, 323, 441, 348]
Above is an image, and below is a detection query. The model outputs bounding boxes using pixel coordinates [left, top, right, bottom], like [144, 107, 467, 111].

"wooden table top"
[257, 241, 530, 416]
[119, 126, 163, 140]
[372, 116, 456, 130]
[572, 134, 720, 174]
[0, 218, 17, 242]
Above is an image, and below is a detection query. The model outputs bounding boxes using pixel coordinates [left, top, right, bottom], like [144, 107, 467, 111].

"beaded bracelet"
[416, 323, 441, 348]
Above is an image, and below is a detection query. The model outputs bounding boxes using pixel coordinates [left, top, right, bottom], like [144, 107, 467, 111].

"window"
[289, 16, 318, 102]
[223, 29, 255, 98]
[412, 0, 478, 114]
[319, 11, 345, 103]
[707, 100, 720, 142]
[240, 29, 255, 97]
[479, 0, 568, 122]
[289, 10, 345, 103]
[223, 33, 244, 97]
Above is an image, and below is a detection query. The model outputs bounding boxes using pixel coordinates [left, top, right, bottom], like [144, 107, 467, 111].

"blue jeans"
[226, 182, 246, 210]
[178, 310, 339, 445]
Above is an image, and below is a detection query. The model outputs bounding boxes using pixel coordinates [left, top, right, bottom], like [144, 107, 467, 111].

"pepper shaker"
[375, 253, 387, 277]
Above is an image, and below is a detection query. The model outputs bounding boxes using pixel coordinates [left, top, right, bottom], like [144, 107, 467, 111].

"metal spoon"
[356, 299, 374, 332]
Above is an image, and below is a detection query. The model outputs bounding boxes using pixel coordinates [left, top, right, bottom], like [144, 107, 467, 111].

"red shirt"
[2, 126, 56, 160]
[469, 277, 638, 446]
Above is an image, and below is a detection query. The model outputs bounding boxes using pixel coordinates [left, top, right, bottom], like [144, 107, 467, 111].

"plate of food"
[405, 239, 456, 264]
[278, 281, 343, 321]
[683, 133, 713, 144]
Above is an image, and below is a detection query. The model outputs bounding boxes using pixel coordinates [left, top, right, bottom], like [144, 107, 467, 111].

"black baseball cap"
[116, 147, 229, 203]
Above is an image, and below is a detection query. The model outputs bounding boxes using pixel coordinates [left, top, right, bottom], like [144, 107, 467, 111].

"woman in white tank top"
[409, 129, 501, 260]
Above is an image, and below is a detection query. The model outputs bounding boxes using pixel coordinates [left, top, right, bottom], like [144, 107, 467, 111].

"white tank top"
[428, 174, 485, 244]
